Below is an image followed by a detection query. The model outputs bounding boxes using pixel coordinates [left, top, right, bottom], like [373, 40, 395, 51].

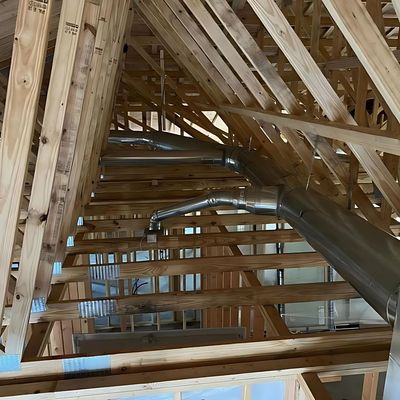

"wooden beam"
[204, 0, 381, 227]
[78, 213, 278, 234]
[0, 0, 53, 328]
[0, 328, 390, 382]
[323, 0, 400, 124]
[362, 372, 379, 400]
[2, 281, 359, 325]
[81, 0, 131, 210]
[68, 229, 303, 254]
[299, 372, 333, 400]
[95, 177, 249, 193]
[216, 104, 400, 156]
[6, 0, 86, 358]
[247, 0, 400, 217]
[393, 0, 400, 21]
[51, 253, 327, 283]
[33, 3, 99, 302]
[53, 0, 115, 264]
[0, 350, 388, 398]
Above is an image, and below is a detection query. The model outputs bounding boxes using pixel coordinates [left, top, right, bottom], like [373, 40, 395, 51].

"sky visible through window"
[119, 381, 285, 400]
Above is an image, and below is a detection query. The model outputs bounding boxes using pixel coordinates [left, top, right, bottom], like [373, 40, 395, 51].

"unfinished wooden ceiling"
[0, 0, 399, 398]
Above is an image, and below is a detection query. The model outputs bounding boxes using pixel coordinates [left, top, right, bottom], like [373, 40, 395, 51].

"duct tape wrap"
[78, 299, 117, 318]
[89, 264, 120, 281]
[0, 355, 21, 373]
[31, 297, 47, 313]
[62, 355, 111, 378]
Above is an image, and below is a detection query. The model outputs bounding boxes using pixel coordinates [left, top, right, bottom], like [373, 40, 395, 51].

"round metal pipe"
[113, 131, 400, 324]
[278, 188, 400, 324]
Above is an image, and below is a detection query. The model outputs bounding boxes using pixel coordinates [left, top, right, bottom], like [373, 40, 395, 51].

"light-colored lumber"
[33, 2, 99, 301]
[67, 229, 303, 254]
[52, 252, 327, 284]
[323, 0, 400, 124]
[217, 104, 400, 156]
[53, 0, 115, 263]
[247, 0, 400, 216]
[0, 0, 53, 328]
[3, 281, 358, 325]
[6, 0, 86, 358]
[299, 372, 333, 400]
[362, 372, 379, 400]
[0, 328, 390, 381]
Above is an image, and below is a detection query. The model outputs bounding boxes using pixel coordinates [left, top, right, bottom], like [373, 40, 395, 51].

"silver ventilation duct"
[102, 150, 224, 166]
[105, 131, 288, 186]
[149, 187, 281, 231]
[108, 131, 400, 324]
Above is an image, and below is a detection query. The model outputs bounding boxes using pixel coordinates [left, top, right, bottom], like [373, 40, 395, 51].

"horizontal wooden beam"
[215, 104, 400, 156]
[0, 350, 388, 398]
[52, 252, 327, 283]
[0, 328, 390, 382]
[68, 229, 302, 254]
[95, 177, 249, 193]
[78, 213, 279, 234]
[102, 164, 238, 179]
[92, 188, 211, 202]
[3, 282, 358, 325]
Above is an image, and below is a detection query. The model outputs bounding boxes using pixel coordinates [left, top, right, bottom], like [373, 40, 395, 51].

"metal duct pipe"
[108, 130, 221, 151]
[111, 132, 400, 324]
[278, 188, 400, 324]
[106, 131, 287, 186]
[148, 187, 281, 231]
[101, 150, 225, 166]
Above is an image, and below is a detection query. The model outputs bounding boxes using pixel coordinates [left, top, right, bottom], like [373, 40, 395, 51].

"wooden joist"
[52, 252, 327, 284]
[0, 328, 390, 381]
[0, 350, 388, 398]
[67, 229, 303, 254]
[78, 213, 278, 234]
[2, 282, 359, 325]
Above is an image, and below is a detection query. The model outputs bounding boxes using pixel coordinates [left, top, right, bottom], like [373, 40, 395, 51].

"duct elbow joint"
[242, 186, 282, 215]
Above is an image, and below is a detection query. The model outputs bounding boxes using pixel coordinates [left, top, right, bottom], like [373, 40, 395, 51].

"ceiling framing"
[0, 0, 399, 398]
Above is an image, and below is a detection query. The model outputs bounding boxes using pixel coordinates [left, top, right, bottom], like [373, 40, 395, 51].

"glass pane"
[182, 386, 242, 400]
[251, 381, 285, 400]
[119, 394, 174, 400]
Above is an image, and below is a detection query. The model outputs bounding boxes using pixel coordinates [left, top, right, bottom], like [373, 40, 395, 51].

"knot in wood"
[27, 209, 47, 224]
